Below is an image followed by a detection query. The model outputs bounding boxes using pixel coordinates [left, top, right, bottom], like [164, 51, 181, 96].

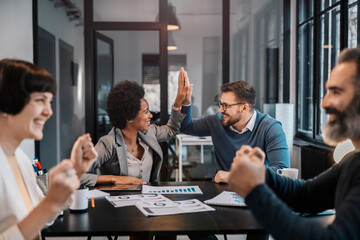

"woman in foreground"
[0, 59, 97, 240]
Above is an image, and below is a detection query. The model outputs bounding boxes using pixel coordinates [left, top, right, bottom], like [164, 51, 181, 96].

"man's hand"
[70, 133, 98, 178]
[228, 145, 266, 198]
[182, 68, 193, 106]
[214, 170, 230, 183]
[97, 175, 146, 185]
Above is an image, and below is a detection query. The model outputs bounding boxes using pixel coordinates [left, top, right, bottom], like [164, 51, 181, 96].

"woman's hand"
[173, 67, 192, 110]
[71, 133, 98, 178]
[43, 160, 80, 212]
[97, 175, 146, 185]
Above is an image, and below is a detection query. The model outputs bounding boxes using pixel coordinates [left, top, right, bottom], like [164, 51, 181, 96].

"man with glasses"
[179, 70, 290, 183]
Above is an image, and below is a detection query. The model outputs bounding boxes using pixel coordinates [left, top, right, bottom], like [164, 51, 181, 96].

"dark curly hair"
[107, 80, 145, 129]
[0, 59, 56, 115]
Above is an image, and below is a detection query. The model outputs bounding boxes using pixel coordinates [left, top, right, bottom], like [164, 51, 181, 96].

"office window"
[298, 0, 314, 24]
[297, 21, 314, 134]
[296, 0, 359, 142]
[321, 0, 340, 11]
[349, 0, 359, 47]
[319, 6, 340, 136]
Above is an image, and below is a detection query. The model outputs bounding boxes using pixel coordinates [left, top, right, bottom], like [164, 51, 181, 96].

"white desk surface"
[176, 134, 213, 145]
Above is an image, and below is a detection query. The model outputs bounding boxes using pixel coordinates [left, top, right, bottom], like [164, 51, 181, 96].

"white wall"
[0, 0, 34, 159]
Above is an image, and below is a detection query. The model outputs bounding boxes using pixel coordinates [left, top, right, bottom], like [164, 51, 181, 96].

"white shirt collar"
[229, 110, 257, 134]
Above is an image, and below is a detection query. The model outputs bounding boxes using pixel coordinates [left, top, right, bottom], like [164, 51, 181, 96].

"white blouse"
[0, 147, 43, 240]
[126, 138, 153, 182]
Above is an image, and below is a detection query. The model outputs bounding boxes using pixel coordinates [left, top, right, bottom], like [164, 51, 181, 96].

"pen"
[91, 198, 95, 208]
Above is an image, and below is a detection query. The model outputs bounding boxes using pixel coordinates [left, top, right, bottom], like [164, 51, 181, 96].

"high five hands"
[228, 145, 266, 198]
[173, 67, 193, 111]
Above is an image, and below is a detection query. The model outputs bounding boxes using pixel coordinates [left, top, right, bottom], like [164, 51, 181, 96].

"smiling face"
[321, 61, 360, 145]
[7, 92, 53, 141]
[128, 98, 153, 131]
[219, 91, 244, 127]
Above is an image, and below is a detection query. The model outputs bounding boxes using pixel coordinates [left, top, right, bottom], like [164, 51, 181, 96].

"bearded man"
[228, 47, 360, 239]
[179, 72, 290, 183]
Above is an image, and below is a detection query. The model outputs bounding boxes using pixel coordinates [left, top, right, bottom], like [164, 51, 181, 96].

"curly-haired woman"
[81, 68, 191, 187]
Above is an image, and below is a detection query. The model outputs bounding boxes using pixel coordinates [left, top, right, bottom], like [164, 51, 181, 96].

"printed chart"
[142, 185, 203, 194]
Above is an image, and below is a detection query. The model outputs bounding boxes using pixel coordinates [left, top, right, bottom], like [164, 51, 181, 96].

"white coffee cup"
[276, 168, 299, 179]
[70, 187, 89, 212]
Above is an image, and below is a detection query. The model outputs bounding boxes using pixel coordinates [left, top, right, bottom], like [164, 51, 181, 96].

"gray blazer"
[81, 109, 185, 187]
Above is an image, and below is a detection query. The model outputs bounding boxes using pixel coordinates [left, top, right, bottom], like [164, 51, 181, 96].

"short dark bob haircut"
[220, 80, 256, 109]
[0, 59, 56, 115]
[107, 80, 145, 129]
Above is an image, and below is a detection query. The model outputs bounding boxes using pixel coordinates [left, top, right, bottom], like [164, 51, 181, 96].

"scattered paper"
[105, 194, 171, 208]
[135, 198, 215, 217]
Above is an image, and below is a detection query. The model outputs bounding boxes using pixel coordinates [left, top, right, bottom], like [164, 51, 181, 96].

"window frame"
[295, 0, 359, 144]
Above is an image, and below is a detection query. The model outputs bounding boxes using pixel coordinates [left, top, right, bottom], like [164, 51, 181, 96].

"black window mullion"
[313, 0, 321, 139]
[318, 2, 342, 16]
[296, 0, 300, 136]
[159, 0, 168, 125]
[222, 0, 230, 85]
[340, 0, 349, 49]
[358, 1, 360, 45]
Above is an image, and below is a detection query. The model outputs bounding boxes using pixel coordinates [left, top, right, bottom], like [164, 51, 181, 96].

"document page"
[105, 194, 171, 208]
[135, 198, 215, 217]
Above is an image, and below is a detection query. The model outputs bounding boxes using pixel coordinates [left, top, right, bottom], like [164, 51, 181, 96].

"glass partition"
[37, 0, 85, 168]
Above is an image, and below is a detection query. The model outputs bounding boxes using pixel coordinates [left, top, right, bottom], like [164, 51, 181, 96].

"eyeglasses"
[217, 101, 245, 111]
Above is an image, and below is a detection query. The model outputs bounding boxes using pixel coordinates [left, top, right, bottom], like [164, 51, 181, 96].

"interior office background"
[0, 0, 358, 178]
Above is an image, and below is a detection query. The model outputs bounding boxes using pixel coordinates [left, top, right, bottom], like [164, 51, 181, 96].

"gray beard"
[322, 96, 360, 146]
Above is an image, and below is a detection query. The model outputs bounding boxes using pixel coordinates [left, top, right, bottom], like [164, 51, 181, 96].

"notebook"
[204, 191, 246, 207]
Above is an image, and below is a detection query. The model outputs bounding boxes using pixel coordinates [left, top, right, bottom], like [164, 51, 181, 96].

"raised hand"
[70, 133, 98, 178]
[174, 67, 191, 109]
[182, 69, 193, 106]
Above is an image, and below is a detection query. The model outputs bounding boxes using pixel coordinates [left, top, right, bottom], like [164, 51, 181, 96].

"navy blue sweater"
[246, 151, 360, 239]
[180, 106, 289, 172]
